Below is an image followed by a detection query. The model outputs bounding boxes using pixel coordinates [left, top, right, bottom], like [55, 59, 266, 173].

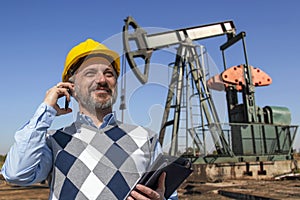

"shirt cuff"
[39, 103, 57, 126]
[28, 103, 56, 129]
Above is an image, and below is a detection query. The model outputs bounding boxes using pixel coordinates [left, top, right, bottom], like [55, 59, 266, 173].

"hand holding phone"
[44, 82, 74, 116]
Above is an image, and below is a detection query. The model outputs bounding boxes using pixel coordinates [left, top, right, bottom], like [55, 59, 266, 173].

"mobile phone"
[65, 88, 71, 110]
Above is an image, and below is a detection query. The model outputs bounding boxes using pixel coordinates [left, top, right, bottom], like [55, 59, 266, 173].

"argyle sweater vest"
[46, 122, 158, 200]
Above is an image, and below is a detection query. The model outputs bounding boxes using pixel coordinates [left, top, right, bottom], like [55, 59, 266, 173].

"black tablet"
[138, 153, 193, 199]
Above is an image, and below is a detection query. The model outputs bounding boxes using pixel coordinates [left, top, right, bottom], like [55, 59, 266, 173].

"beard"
[75, 83, 118, 113]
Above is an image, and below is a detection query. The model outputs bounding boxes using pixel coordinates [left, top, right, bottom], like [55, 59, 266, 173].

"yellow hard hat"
[62, 38, 120, 82]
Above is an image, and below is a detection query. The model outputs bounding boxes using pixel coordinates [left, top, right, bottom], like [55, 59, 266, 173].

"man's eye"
[105, 71, 114, 77]
[84, 71, 96, 77]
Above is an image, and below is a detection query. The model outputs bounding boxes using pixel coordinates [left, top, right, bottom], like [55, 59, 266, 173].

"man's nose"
[95, 72, 106, 83]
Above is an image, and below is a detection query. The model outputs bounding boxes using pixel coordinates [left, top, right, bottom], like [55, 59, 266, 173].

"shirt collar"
[76, 112, 116, 129]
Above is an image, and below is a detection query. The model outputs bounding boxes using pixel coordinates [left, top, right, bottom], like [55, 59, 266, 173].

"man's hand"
[43, 82, 74, 116]
[127, 172, 166, 200]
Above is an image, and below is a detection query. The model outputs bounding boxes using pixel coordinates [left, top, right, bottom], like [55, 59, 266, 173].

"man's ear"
[71, 87, 77, 100]
[67, 77, 77, 100]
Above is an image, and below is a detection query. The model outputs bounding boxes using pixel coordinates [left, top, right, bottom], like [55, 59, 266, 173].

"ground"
[2, 175, 300, 200]
[178, 178, 300, 199]
[0, 180, 49, 200]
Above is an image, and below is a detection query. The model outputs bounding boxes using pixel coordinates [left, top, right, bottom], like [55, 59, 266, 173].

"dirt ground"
[0, 179, 49, 200]
[2, 176, 300, 200]
[178, 178, 300, 200]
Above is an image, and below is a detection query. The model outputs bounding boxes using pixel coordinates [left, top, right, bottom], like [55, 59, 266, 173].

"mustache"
[90, 83, 112, 94]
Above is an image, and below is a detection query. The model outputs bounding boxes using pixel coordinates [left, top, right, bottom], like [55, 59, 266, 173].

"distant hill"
[0, 154, 6, 168]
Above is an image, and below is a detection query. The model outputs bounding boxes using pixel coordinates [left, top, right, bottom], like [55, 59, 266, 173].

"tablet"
[138, 153, 193, 199]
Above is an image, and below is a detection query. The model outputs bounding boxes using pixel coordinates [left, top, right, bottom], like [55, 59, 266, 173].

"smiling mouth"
[94, 88, 112, 95]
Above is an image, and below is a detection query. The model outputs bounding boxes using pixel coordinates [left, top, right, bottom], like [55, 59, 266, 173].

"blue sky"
[1, 0, 300, 154]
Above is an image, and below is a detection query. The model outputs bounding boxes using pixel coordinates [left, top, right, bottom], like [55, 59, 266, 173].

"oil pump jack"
[122, 16, 298, 172]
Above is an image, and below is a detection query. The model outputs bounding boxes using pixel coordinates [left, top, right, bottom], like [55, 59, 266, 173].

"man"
[2, 39, 177, 200]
